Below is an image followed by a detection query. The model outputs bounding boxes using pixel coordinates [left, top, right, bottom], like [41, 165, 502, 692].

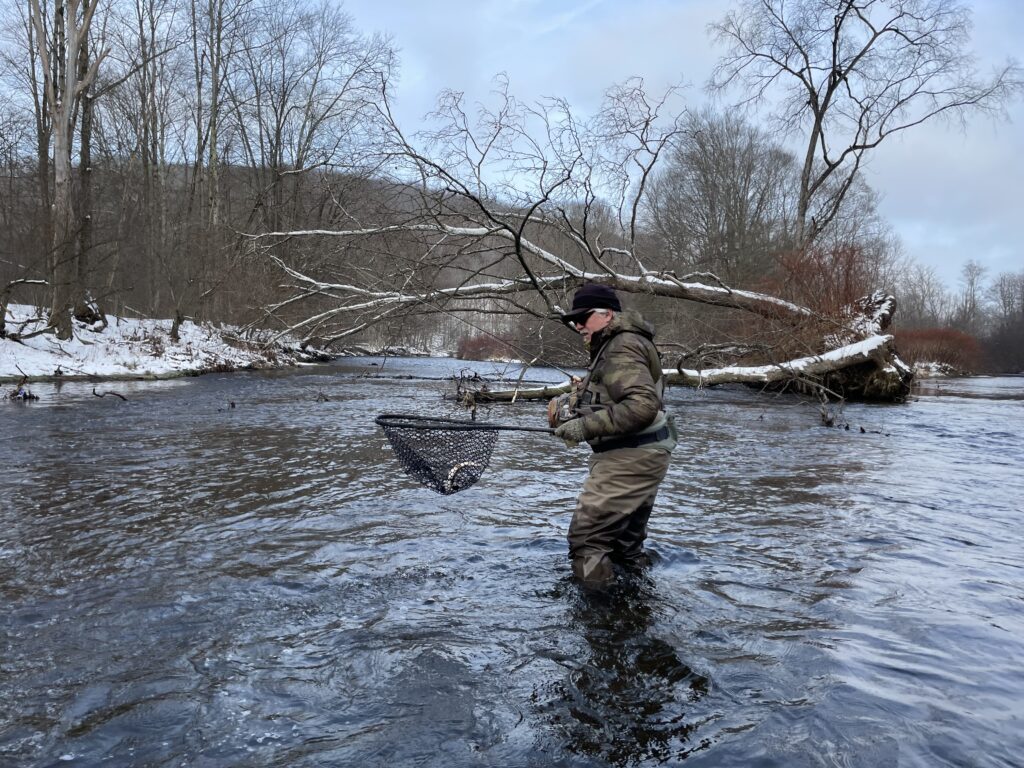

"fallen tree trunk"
[249, 215, 914, 404]
[471, 292, 914, 403]
[471, 333, 912, 403]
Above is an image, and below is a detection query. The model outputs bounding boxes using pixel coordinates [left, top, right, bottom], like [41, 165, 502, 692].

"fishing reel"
[547, 377, 584, 428]
[547, 393, 574, 428]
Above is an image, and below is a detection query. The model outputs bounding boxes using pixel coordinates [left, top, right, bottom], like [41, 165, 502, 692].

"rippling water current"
[2, 360, 1022, 767]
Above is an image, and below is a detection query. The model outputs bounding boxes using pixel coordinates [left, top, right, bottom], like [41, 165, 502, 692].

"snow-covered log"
[472, 333, 913, 403]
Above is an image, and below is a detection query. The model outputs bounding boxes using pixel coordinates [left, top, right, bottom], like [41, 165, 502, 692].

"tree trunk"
[30, 0, 106, 339]
[471, 333, 911, 404]
[207, 0, 221, 230]
[49, 125, 74, 339]
[74, 3, 102, 327]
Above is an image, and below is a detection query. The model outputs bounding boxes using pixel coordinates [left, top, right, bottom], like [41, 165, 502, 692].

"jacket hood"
[587, 308, 654, 358]
[607, 308, 655, 339]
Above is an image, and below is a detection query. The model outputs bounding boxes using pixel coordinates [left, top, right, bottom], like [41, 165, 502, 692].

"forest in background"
[1, 0, 1022, 376]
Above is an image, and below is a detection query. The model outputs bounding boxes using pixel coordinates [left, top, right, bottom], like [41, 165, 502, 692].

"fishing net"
[375, 413, 500, 494]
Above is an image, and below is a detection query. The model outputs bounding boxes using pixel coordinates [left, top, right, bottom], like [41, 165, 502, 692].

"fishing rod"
[374, 289, 581, 496]
[407, 289, 578, 379]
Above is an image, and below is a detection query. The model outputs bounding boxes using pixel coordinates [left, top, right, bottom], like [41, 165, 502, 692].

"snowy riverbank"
[1, 304, 332, 383]
[3, 303, 972, 388]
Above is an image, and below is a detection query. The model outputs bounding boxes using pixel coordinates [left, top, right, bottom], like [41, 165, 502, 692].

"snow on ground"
[913, 361, 968, 378]
[1, 304, 325, 382]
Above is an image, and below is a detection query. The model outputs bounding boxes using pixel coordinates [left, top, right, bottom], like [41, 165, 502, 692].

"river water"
[2, 359, 1022, 767]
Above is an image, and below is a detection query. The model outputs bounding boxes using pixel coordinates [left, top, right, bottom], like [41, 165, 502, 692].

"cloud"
[864, 0, 1024, 284]
[345, 0, 720, 116]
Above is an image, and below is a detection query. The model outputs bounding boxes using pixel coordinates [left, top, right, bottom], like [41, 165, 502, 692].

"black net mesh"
[375, 414, 499, 495]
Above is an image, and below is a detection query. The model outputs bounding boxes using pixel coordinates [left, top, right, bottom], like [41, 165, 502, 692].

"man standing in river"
[551, 284, 677, 587]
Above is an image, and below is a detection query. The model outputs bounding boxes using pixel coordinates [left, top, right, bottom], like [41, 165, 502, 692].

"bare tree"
[988, 271, 1024, 327]
[226, 0, 394, 231]
[985, 270, 1024, 372]
[0, 102, 37, 284]
[893, 262, 954, 328]
[772, 178, 905, 312]
[191, 0, 252, 230]
[28, 0, 108, 338]
[0, 0, 54, 295]
[710, 0, 1023, 248]
[645, 109, 797, 284]
[952, 258, 988, 335]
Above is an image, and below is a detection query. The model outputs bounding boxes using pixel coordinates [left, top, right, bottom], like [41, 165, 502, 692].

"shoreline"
[0, 361, 327, 386]
[2, 304, 461, 387]
[8, 306, 1011, 389]
[1, 303, 340, 386]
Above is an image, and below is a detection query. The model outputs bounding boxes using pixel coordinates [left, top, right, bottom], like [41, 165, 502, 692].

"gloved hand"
[554, 418, 587, 447]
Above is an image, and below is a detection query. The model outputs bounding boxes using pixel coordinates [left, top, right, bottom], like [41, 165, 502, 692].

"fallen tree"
[243, 77, 914, 402]
[1, 280, 49, 341]
[246, 230, 913, 401]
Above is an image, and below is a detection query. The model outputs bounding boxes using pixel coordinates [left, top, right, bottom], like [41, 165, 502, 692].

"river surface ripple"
[2, 361, 1022, 767]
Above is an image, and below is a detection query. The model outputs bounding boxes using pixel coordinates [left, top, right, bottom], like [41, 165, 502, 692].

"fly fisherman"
[549, 284, 677, 587]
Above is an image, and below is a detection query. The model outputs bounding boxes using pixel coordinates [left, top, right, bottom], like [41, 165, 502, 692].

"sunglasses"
[571, 308, 609, 328]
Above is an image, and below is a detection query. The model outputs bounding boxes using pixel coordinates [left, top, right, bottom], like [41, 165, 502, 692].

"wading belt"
[591, 425, 670, 453]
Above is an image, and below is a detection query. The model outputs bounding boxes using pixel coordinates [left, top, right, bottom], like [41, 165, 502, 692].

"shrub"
[455, 333, 516, 361]
[894, 328, 983, 373]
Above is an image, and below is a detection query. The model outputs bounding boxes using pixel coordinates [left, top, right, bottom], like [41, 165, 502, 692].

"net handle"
[375, 413, 555, 434]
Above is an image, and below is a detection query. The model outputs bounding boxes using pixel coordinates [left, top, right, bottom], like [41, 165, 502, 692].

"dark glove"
[554, 418, 587, 447]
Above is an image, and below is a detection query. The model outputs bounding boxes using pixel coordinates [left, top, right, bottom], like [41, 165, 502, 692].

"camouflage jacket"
[574, 309, 666, 445]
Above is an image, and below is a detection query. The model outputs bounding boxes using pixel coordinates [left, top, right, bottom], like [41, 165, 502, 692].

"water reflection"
[534, 574, 710, 765]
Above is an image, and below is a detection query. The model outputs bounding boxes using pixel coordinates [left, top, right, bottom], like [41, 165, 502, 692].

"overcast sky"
[342, 0, 1023, 289]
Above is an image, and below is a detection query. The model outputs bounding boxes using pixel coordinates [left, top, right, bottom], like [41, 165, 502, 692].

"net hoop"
[375, 413, 553, 434]
[374, 413, 497, 431]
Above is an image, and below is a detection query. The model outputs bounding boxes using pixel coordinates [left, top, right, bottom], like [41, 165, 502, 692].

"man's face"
[573, 309, 613, 344]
